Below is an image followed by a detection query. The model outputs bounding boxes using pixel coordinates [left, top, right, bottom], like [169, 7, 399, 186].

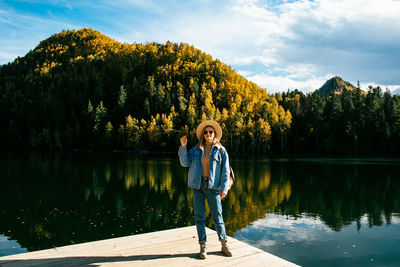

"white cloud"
[256, 239, 276, 247]
[236, 70, 252, 77]
[238, 213, 334, 245]
[390, 215, 400, 223]
[244, 72, 332, 93]
[392, 88, 400, 95]
[127, 0, 400, 92]
[250, 213, 328, 229]
[360, 83, 400, 93]
[266, 0, 400, 84]
[238, 212, 400, 248]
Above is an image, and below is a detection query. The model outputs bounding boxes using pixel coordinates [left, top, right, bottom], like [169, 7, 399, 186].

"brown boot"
[199, 242, 207, 259]
[221, 240, 232, 256]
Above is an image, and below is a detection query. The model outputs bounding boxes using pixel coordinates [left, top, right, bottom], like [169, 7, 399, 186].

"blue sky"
[1, 0, 399, 93]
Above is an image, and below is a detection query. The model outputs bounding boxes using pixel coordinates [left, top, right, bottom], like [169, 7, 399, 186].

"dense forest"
[0, 28, 399, 155]
[280, 78, 400, 154]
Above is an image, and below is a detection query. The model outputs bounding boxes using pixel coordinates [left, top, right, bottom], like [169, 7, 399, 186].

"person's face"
[203, 126, 215, 142]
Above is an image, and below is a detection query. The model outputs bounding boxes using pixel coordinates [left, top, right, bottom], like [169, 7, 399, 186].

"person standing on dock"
[178, 120, 232, 259]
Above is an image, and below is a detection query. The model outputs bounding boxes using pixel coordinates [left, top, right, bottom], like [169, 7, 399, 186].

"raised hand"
[180, 135, 187, 147]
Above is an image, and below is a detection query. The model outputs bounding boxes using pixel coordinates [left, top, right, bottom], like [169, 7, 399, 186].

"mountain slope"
[0, 28, 290, 151]
[315, 76, 359, 97]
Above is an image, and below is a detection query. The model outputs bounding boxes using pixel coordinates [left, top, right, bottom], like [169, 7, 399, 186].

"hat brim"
[196, 120, 222, 140]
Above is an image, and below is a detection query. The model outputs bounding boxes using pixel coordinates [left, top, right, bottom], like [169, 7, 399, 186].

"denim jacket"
[178, 143, 230, 194]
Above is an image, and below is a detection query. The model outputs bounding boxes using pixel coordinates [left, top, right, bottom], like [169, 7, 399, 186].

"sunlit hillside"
[0, 28, 290, 152]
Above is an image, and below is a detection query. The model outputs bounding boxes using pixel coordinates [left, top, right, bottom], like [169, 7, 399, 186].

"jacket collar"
[200, 142, 221, 150]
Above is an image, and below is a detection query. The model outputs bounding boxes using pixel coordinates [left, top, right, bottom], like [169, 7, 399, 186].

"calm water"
[1, 153, 400, 266]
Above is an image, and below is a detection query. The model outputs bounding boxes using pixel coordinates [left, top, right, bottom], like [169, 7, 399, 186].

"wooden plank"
[0, 226, 299, 267]
[107, 237, 248, 267]
[0, 226, 199, 261]
[0, 226, 211, 266]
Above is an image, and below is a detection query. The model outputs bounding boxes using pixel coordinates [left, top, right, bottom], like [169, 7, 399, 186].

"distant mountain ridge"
[315, 76, 360, 97]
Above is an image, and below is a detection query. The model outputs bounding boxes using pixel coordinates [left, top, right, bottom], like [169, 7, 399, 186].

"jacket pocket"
[213, 152, 222, 162]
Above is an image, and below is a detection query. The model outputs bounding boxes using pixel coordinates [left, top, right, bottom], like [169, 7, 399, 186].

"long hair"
[197, 126, 222, 150]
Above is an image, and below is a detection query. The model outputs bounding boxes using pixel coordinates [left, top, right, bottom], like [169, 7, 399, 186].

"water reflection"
[223, 160, 291, 234]
[235, 213, 400, 267]
[0, 153, 193, 253]
[0, 153, 400, 262]
[271, 159, 400, 231]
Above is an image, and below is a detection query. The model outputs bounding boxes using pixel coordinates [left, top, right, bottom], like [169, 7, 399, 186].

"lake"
[1, 152, 399, 266]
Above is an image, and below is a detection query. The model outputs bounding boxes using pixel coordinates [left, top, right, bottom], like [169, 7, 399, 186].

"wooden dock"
[0, 226, 299, 266]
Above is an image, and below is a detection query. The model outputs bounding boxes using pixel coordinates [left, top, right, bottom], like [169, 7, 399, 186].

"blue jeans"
[193, 178, 227, 243]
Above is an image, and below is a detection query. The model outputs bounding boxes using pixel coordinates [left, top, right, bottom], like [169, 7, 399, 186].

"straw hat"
[196, 120, 222, 140]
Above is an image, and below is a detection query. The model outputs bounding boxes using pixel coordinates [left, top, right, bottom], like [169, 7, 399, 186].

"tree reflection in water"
[0, 153, 399, 254]
[271, 159, 400, 231]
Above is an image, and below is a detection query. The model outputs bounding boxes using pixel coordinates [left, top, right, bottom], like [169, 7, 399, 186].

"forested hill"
[0, 28, 291, 152]
[315, 76, 359, 97]
[1, 28, 399, 155]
